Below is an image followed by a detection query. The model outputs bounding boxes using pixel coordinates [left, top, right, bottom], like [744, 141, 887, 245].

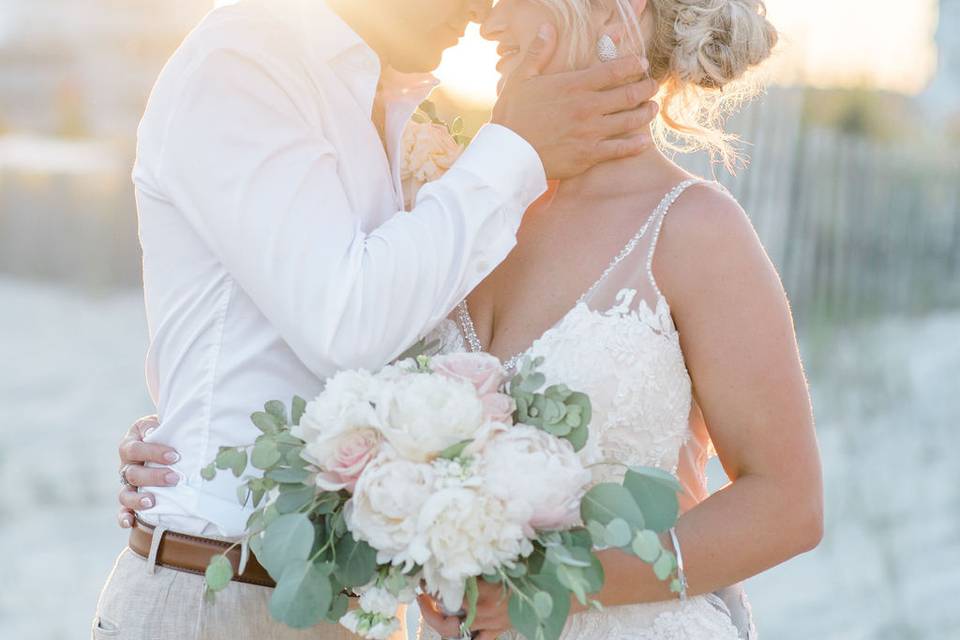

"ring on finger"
[119, 463, 135, 489]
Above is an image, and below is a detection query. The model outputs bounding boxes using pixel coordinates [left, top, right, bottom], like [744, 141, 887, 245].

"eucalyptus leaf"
[532, 591, 553, 619]
[269, 560, 333, 629]
[555, 564, 587, 605]
[438, 439, 474, 460]
[544, 384, 572, 401]
[275, 485, 315, 514]
[463, 576, 480, 629]
[264, 400, 288, 425]
[313, 492, 341, 515]
[631, 530, 662, 563]
[623, 467, 681, 533]
[205, 554, 233, 592]
[333, 533, 378, 588]
[508, 575, 569, 640]
[587, 520, 607, 547]
[230, 450, 248, 478]
[246, 507, 266, 535]
[580, 483, 645, 530]
[291, 396, 307, 426]
[653, 550, 676, 581]
[200, 463, 217, 481]
[565, 392, 591, 429]
[251, 439, 282, 469]
[266, 467, 311, 484]
[604, 518, 632, 548]
[566, 422, 588, 452]
[324, 592, 350, 623]
[419, 100, 438, 121]
[251, 411, 282, 435]
[505, 563, 527, 578]
[258, 513, 315, 581]
[521, 372, 546, 393]
[545, 545, 591, 568]
[563, 528, 593, 551]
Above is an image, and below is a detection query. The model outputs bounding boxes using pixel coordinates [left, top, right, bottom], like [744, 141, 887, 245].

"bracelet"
[668, 527, 688, 602]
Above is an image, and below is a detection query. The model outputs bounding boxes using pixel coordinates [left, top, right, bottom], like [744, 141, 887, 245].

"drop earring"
[596, 34, 618, 62]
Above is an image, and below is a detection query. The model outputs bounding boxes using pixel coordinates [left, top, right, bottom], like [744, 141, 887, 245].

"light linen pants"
[92, 548, 388, 640]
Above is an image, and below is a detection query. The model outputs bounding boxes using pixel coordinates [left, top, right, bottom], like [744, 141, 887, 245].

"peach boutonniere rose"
[400, 100, 470, 209]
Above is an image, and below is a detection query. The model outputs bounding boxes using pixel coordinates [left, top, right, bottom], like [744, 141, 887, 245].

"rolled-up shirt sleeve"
[154, 48, 546, 374]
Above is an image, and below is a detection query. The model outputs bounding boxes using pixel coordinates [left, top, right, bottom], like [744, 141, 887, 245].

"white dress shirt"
[133, 0, 546, 536]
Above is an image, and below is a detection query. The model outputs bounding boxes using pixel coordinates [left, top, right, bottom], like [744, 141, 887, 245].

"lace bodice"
[419, 179, 754, 639]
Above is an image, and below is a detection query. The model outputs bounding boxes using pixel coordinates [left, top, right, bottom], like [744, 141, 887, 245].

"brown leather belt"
[128, 518, 276, 587]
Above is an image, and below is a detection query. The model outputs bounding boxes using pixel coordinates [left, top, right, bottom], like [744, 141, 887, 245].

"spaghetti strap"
[644, 178, 711, 299]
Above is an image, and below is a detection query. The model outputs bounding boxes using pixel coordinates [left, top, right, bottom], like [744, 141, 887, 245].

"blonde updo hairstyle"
[538, 0, 778, 169]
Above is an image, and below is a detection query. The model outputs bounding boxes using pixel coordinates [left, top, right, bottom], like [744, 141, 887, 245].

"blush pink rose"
[314, 428, 383, 493]
[480, 392, 516, 425]
[431, 353, 507, 397]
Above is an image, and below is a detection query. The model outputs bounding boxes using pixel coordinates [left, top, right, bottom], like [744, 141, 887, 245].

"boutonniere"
[400, 100, 471, 209]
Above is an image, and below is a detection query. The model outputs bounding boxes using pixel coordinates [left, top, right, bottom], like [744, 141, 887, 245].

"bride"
[115, 0, 822, 638]
[415, 0, 822, 638]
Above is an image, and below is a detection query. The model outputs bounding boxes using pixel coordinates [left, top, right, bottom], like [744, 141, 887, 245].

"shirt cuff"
[453, 123, 547, 211]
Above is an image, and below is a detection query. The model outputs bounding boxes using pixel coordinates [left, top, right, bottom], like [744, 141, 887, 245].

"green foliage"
[622, 467, 681, 533]
[508, 358, 592, 451]
[438, 439, 473, 460]
[412, 100, 474, 148]
[258, 513, 316, 581]
[580, 483, 646, 530]
[291, 396, 307, 426]
[508, 574, 571, 640]
[631, 530, 661, 563]
[333, 532, 378, 588]
[204, 554, 233, 593]
[269, 560, 334, 629]
[462, 576, 480, 632]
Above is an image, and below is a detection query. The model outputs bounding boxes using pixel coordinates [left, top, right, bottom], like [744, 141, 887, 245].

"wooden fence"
[2, 89, 959, 325]
[678, 88, 960, 325]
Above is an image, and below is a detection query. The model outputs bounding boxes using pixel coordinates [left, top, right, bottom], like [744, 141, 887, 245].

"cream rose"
[375, 373, 485, 462]
[400, 121, 463, 207]
[479, 425, 592, 532]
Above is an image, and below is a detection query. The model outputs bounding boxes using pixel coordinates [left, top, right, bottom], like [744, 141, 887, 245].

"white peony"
[345, 450, 436, 568]
[479, 424, 593, 533]
[375, 373, 485, 462]
[293, 370, 381, 462]
[418, 487, 533, 611]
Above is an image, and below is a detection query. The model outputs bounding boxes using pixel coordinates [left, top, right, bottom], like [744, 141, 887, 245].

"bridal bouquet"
[202, 350, 683, 640]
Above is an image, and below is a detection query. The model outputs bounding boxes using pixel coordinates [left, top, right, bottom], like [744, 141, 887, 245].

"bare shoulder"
[661, 183, 759, 254]
[654, 182, 781, 307]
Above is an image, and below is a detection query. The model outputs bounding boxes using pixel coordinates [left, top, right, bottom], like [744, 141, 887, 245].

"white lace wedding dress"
[418, 179, 756, 640]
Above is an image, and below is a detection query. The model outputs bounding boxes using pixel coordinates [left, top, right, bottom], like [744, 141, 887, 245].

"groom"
[98, 0, 659, 637]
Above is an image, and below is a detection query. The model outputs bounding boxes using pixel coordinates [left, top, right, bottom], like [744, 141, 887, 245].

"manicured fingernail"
[140, 496, 154, 508]
[163, 451, 180, 464]
[120, 516, 132, 528]
[144, 427, 157, 438]
[165, 472, 180, 485]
